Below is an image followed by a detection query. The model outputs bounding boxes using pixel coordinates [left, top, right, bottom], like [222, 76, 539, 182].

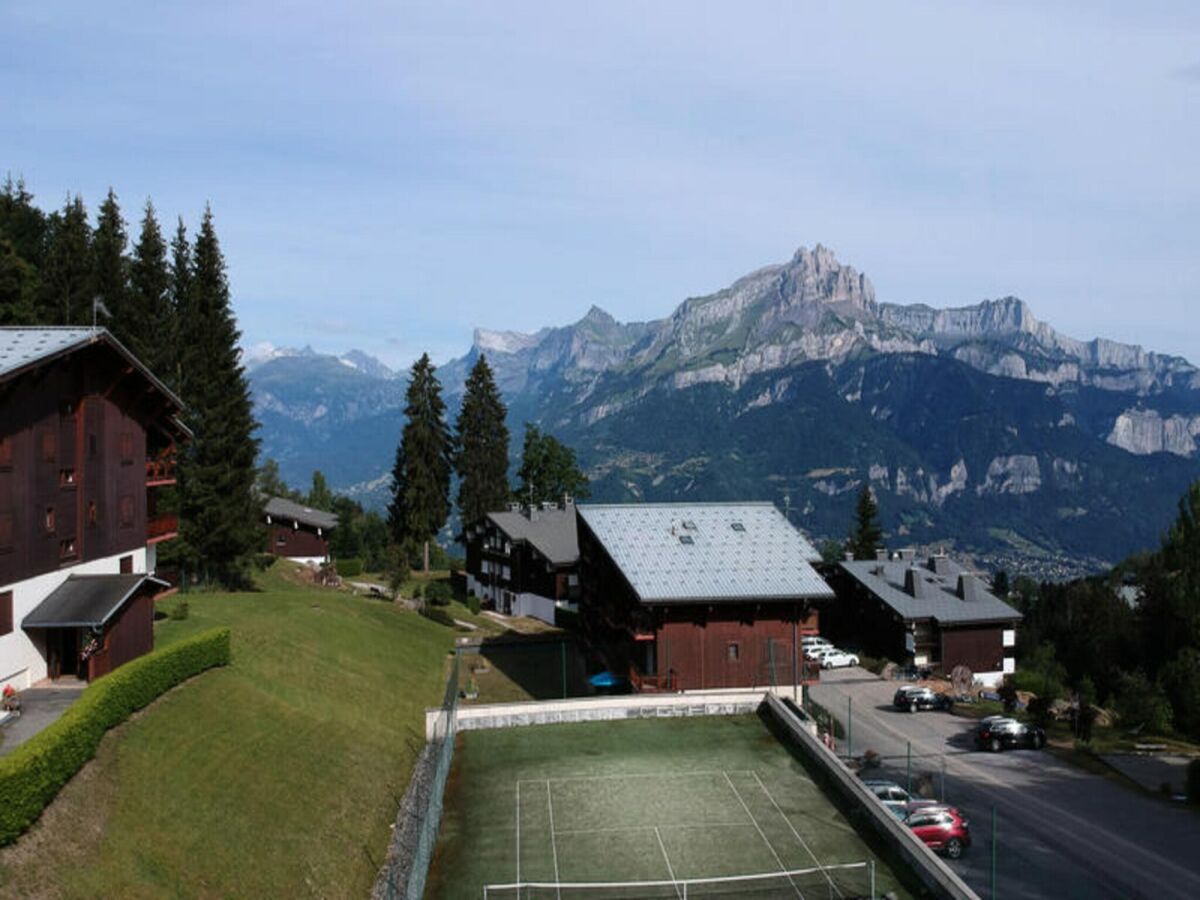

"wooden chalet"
[0, 327, 188, 688]
[263, 496, 337, 565]
[576, 502, 834, 692]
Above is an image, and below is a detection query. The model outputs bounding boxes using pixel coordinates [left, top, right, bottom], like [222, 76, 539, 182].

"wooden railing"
[146, 453, 177, 484]
[147, 514, 179, 541]
[629, 665, 677, 693]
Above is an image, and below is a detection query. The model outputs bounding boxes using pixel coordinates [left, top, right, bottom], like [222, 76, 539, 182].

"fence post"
[561, 640, 567, 700]
[847, 696, 852, 759]
[870, 859, 876, 900]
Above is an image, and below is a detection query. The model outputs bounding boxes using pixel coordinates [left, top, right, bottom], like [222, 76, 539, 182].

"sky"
[3, 1, 1199, 367]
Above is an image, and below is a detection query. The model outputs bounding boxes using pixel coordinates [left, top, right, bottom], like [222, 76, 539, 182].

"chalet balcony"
[146, 453, 177, 486]
[147, 514, 179, 544]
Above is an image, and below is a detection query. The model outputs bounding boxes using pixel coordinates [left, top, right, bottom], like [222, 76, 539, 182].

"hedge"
[0, 626, 231, 845]
[336, 558, 364, 578]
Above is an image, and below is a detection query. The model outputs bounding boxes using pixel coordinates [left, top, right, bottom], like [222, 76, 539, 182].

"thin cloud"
[1174, 62, 1200, 81]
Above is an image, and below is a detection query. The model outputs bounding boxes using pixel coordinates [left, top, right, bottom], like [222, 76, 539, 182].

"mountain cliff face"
[249, 245, 1200, 575]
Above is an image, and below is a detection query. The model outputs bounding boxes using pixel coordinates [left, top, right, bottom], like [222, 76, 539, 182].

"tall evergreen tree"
[177, 206, 262, 587]
[847, 485, 883, 560]
[454, 354, 511, 525]
[307, 470, 334, 511]
[92, 188, 129, 338]
[41, 194, 92, 324]
[514, 424, 589, 505]
[166, 218, 192, 393]
[0, 176, 49, 275]
[389, 353, 452, 572]
[128, 200, 171, 374]
[0, 238, 38, 324]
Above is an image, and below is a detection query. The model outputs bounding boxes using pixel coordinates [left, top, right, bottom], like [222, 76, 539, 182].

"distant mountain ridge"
[248, 245, 1200, 575]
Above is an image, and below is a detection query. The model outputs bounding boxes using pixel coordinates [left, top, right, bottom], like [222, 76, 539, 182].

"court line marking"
[722, 771, 804, 899]
[517, 769, 756, 786]
[654, 827, 683, 900]
[552, 822, 754, 836]
[752, 770, 844, 900]
[545, 780, 562, 900]
[515, 780, 521, 885]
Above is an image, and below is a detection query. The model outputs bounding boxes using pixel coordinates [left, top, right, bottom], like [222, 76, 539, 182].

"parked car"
[821, 650, 860, 669]
[804, 645, 834, 661]
[893, 686, 953, 712]
[862, 779, 911, 816]
[801, 636, 832, 649]
[975, 718, 1046, 751]
[906, 807, 971, 859]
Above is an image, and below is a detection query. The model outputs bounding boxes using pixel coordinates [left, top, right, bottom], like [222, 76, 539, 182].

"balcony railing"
[146, 453, 177, 485]
[629, 665, 677, 693]
[147, 514, 179, 542]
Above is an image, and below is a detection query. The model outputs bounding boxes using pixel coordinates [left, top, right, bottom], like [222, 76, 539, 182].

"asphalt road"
[809, 668, 1200, 900]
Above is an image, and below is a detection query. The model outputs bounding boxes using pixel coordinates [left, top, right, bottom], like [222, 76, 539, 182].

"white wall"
[512, 591, 557, 625]
[0, 547, 147, 690]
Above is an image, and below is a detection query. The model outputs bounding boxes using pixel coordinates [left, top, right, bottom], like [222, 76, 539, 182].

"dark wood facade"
[577, 515, 821, 691]
[463, 507, 579, 614]
[86, 587, 155, 680]
[266, 523, 330, 560]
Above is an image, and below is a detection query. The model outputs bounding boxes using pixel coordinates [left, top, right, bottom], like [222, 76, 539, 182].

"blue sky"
[4, 1, 1199, 367]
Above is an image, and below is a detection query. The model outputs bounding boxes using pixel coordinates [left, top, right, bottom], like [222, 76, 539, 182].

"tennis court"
[426, 714, 913, 899]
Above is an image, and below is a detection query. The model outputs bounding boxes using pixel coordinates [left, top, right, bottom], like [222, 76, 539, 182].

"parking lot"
[810, 668, 1200, 900]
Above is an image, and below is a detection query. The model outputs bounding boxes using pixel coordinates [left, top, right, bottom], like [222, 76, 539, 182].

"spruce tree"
[166, 218, 192, 393]
[514, 424, 589, 506]
[308, 470, 334, 511]
[454, 354, 511, 526]
[847, 484, 883, 560]
[177, 206, 262, 587]
[93, 188, 129, 339]
[389, 353, 452, 572]
[41, 194, 92, 324]
[128, 200, 171, 374]
[0, 238, 38, 324]
[0, 176, 49, 276]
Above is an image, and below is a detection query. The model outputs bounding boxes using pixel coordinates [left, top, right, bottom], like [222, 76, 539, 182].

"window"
[120, 555, 133, 574]
[1002, 629, 1016, 648]
[39, 430, 56, 462]
[678, 534, 694, 545]
[119, 432, 134, 464]
[730, 522, 746, 532]
[59, 538, 77, 560]
[45, 507, 55, 534]
[0, 436, 12, 469]
[59, 468, 76, 487]
[276, 533, 286, 546]
[682, 520, 697, 531]
[0, 591, 12, 636]
[87, 500, 98, 527]
[727, 642, 740, 661]
[118, 495, 134, 528]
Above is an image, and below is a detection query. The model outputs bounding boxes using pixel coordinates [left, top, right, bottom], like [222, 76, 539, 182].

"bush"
[1187, 759, 1200, 805]
[857, 655, 887, 676]
[1113, 669, 1173, 734]
[0, 627, 231, 845]
[466, 593, 481, 615]
[168, 599, 190, 621]
[252, 553, 276, 571]
[425, 581, 454, 607]
[336, 558, 364, 578]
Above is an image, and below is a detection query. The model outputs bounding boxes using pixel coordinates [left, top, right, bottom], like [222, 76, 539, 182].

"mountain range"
[247, 245, 1200, 577]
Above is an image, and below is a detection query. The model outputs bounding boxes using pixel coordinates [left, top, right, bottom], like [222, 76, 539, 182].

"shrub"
[1113, 669, 1173, 734]
[336, 558, 364, 578]
[168, 599, 190, 621]
[1187, 759, 1200, 805]
[425, 581, 454, 606]
[0, 627, 231, 845]
[252, 553, 276, 571]
[857, 655, 887, 676]
[466, 593, 481, 615]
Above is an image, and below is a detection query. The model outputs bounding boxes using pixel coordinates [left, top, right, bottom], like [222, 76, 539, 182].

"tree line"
[0, 177, 261, 587]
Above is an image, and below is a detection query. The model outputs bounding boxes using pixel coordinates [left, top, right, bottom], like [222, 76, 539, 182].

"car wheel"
[989, 738, 1001, 752]
[1034, 733, 1045, 749]
[908, 702, 918, 713]
[944, 838, 963, 860]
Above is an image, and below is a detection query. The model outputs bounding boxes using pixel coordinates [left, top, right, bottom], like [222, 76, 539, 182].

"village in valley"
[3, 4, 1200, 900]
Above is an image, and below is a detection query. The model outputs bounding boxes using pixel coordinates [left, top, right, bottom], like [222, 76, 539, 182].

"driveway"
[810, 668, 1200, 900]
[0, 680, 87, 757]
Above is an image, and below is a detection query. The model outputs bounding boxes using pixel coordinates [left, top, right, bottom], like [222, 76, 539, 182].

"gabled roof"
[264, 496, 338, 531]
[840, 556, 1021, 625]
[0, 327, 189, 436]
[577, 502, 832, 604]
[22, 574, 168, 629]
[485, 506, 578, 566]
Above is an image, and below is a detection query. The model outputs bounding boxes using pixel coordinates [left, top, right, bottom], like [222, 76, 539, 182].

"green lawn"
[427, 715, 915, 899]
[0, 562, 454, 898]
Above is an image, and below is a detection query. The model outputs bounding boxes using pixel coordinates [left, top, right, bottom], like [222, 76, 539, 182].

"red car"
[906, 806, 971, 859]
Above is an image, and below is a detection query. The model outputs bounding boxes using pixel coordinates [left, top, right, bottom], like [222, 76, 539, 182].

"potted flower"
[2, 683, 20, 715]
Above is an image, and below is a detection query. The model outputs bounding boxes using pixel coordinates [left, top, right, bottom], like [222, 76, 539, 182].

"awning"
[22, 574, 169, 629]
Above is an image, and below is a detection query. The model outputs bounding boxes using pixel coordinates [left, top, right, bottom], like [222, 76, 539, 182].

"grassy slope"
[0, 564, 454, 898]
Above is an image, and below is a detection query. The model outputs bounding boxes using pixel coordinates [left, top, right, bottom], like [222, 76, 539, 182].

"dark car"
[893, 686, 952, 712]
[906, 807, 971, 859]
[975, 717, 1046, 751]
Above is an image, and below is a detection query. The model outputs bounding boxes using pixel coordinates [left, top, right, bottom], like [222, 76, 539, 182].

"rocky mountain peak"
[778, 244, 877, 319]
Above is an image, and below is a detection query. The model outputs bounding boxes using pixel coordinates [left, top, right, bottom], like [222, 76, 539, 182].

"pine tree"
[308, 470, 334, 511]
[41, 194, 92, 324]
[177, 206, 262, 587]
[0, 176, 49, 276]
[128, 200, 171, 375]
[0, 238, 38, 324]
[389, 353, 452, 572]
[454, 354, 511, 526]
[514, 424, 589, 505]
[847, 484, 883, 560]
[166, 218, 192, 393]
[92, 188, 129, 340]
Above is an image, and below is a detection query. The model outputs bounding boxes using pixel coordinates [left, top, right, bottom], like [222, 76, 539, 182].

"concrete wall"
[0, 546, 147, 689]
[763, 693, 979, 900]
[511, 591, 556, 625]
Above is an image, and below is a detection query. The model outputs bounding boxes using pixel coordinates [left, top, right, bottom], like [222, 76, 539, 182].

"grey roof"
[577, 502, 833, 604]
[486, 506, 579, 566]
[840, 556, 1021, 625]
[23, 574, 168, 629]
[264, 496, 338, 531]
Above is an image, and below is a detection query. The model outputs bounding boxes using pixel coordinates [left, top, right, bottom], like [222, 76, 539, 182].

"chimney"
[898, 548, 916, 562]
[928, 554, 953, 576]
[562, 494, 574, 509]
[508, 502, 521, 513]
[875, 548, 888, 561]
[843, 551, 854, 561]
[957, 574, 984, 602]
[905, 567, 931, 600]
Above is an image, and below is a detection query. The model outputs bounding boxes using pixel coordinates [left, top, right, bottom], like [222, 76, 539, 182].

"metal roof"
[486, 505, 579, 565]
[577, 502, 833, 604]
[22, 574, 168, 629]
[840, 557, 1021, 625]
[264, 496, 338, 531]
